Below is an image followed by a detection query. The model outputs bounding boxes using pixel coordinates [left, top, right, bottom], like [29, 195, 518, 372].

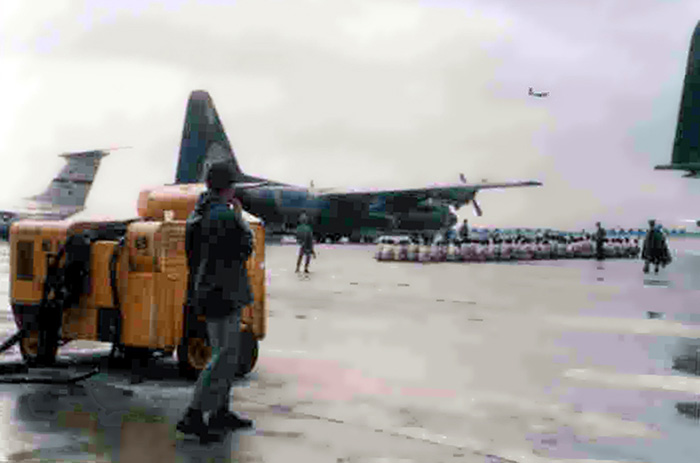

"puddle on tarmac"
[532, 386, 700, 463]
[539, 242, 700, 462]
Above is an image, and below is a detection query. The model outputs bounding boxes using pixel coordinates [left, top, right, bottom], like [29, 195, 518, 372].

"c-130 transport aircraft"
[174, 90, 543, 242]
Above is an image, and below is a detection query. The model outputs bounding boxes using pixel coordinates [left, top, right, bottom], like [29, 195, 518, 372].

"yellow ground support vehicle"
[7, 184, 267, 378]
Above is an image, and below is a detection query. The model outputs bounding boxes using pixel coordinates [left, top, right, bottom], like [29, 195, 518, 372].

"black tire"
[177, 334, 211, 380]
[177, 309, 259, 380]
[177, 309, 211, 379]
[112, 345, 153, 381]
[20, 330, 55, 366]
[236, 331, 259, 378]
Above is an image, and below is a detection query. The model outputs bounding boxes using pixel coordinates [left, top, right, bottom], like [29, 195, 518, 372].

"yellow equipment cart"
[8, 183, 267, 378]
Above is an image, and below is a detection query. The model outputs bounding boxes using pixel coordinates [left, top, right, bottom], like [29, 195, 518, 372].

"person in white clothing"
[500, 239, 512, 260]
[460, 239, 471, 261]
[475, 240, 486, 262]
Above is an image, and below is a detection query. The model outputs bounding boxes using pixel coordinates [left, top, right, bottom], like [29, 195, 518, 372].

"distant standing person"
[595, 222, 606, 261]
[296, 213, 315, 273]
[459, 219, 469, 242]
[642, 219, 671, 274]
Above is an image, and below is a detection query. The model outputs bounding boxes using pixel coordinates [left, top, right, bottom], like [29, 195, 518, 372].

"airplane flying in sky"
[655, 20, 700, 178]
[175, 91, 543, 242]
[0, 149, 110, 239]
[528, 87, 549, 98]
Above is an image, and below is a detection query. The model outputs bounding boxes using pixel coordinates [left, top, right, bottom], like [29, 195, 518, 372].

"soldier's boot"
[209, 409, 253, 431]
[176, 408, 218, 444]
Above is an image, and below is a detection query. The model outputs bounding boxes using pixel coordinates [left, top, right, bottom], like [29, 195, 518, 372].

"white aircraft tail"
[28, 149, 110, 213]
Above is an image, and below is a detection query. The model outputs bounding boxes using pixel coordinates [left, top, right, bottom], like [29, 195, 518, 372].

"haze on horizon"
[1, 0, 699, 232]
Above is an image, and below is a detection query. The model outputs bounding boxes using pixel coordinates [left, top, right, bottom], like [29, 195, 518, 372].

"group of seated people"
[376, 234, 641, 262]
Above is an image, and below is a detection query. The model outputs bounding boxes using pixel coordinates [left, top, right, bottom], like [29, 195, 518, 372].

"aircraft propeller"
[459, 173, 483, 217]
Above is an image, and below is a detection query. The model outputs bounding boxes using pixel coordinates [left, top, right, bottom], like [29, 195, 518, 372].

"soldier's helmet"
[206, 161, 235, 190]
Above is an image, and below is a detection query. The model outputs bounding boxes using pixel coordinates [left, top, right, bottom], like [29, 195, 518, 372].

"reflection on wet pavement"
[2, 240, 700, 461]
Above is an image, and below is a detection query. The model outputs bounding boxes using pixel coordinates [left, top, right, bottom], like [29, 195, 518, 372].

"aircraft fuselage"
[238, 187, 456, 239]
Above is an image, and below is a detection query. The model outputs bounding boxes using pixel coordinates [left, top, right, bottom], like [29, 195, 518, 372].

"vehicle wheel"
[236, 331, 259, 378]
[20, 330, 58, 366]
[177, 335, 212, 380]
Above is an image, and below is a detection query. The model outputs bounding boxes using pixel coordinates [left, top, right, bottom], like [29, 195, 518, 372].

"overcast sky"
[0, 0, 699, 230]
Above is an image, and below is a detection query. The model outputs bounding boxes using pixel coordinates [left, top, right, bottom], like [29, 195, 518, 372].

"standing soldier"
[642, 219, 672, 274]
[595, 222, 606, 261]
[459, 219, 469, 242]
[296, 212, 315, 273]
[177, 161, 254, 442]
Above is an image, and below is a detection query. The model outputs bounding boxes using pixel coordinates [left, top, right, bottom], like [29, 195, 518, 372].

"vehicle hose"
[109, 237, 126, 311]
[36, 241, 71, 361]
[0, 329, 25, 355]
[0, 245, 67, 358]
[0, 233, 101, 384]
[0, 365, 100, 384]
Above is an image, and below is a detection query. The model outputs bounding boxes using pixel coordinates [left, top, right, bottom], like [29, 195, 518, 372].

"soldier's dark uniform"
[642, 220, 671, 274]
[595, 223, 606, 261]
[295, 213, 315, 273]
[177, 162, 254, 442]
[459, 220, 469, 242]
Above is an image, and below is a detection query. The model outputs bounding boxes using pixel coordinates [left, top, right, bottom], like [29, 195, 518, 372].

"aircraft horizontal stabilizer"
[25, 150, 110, 208]
[657, 21, 700, 175]
[232, 181, 270, 190]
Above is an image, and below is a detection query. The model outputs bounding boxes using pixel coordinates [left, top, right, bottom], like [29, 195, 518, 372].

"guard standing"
[642, 219, 671, 274]
[459, 219, 469, 242]
[595, 222, 606, 261]
[177, 161, 254, 442]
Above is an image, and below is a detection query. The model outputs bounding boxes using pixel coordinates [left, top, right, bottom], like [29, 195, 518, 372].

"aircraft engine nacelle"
[418, 198, 449, 209]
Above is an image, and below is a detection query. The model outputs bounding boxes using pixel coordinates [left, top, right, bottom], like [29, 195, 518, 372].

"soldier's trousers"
[596, 243, 605, 261]
[189, 309, 241, 414]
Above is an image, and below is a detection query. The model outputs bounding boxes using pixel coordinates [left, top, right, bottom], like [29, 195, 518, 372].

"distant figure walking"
[595, 222, 606, 261]
[296, 213, 315, 273]
[642, 219, 671, 274]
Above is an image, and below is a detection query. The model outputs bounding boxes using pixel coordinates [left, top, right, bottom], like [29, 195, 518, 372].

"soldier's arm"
[210, 205, 254, 260]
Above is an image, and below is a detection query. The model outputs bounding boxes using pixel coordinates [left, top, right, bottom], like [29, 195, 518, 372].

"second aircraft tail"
[28, 149, 109, 213]
[656, 21, 700, 175]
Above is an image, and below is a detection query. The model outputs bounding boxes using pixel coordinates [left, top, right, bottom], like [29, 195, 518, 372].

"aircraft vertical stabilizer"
[656, 21, 700, 175]
[28, 149, 109, 212]
[175, 90, 242, 184]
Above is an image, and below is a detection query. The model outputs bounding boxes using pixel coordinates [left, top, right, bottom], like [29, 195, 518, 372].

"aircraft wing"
[315, 180, 542, 203]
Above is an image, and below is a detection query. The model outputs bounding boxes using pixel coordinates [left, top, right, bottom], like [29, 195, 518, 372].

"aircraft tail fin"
[175, 90, 248, 184]
[28, 149, 109, 211]
[656, 21, 700, 173]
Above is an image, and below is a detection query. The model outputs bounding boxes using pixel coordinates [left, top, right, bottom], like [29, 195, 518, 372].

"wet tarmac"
[0, 239, 700, 461]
